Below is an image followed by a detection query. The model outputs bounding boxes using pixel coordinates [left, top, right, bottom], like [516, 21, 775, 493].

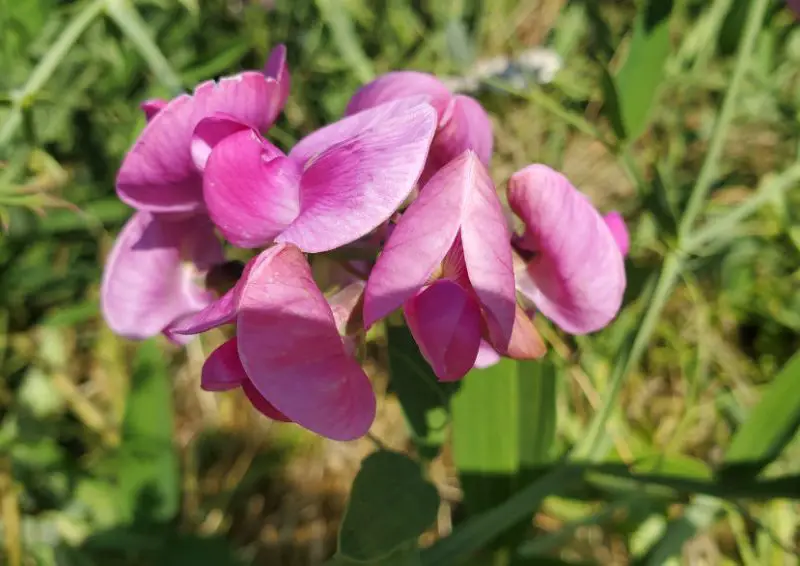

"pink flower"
[116, 45, 290, 214]
[345, 71, 493, 184]
[509, 165, 627, 335]
[603, 211, 630, 257]
[100, 211, 224, 341]
[200, 98, 438, 252]
[363, 151, 543, 382]
[173, 244, 375, 441]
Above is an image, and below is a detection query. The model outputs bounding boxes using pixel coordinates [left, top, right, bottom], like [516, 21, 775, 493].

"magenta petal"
[404, 280, 482, 382]
[201, 337, 247, 391]
[141, 99, 168, 121]
[118, 72, 285, 213]
[508, 165, 626, 334]
[362, 150, 468, 327]
[457, 152, 515, 350]
[422, 95, 493, 183]
[288, 97, 431, 167]
[277, 103, 437, 253]
[203, 129, 301, 248]
[603, 211, 630, 257]
[100, 212, 220, 339]
[237, 244, 376, 440]
[241, 379, 292, 422]
[345, 71, 452, 117]
[191, 113, 251, 171]
[328, 281, 366, 335]
[264, 44, 290, 112]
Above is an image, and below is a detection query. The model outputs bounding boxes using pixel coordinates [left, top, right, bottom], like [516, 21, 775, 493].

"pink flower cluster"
[101, 46, 629, 441]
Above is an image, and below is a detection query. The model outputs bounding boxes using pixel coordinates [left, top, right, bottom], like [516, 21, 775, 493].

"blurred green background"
[1, 0, 799, 564]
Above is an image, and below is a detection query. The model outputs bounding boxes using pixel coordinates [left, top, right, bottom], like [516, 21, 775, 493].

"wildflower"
[116, 45, 290, 213]
[345, 71, 493, 184]
[173, 244, 375, 441]
[364, 151, 544, 382]
[200, 98, 437, 252]
[509, 165, 627, 334]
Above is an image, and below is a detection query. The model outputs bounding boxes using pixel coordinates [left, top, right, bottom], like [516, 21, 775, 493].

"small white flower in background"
[442, 47, 563, 93]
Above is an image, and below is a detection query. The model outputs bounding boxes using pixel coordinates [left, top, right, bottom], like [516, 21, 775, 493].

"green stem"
[677, 0, 770, 241]
[572, 0, 769, 462]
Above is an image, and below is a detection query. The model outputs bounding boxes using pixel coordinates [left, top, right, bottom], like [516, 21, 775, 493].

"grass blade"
[0, 0, 105, 146]
[104, 0, 183, 94]
[314, 0, 374, 84]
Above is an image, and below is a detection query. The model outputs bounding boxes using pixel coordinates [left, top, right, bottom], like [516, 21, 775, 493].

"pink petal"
[345, 71, 452, 117]
[203, 129, 301, 248]
[474, 340, 501, 369]
[237, 244, 376, 440]
[201, 337, 247, 391]
[117, 72, 285, 213]
[288, 97, 432, 167]
[264, 44, 290, 112]
[404, 280, 482, 382]
[457, 152, 515, 350]
[241, 379, 292, 422]
[489, 305, 547, 360]
[141, 99, 167, 121]
[100, 212, 220, 339]
[421, 95, 493, 184]
[277, 103, 437, 253]
[603, 211, 630, 257]
[191, 113, 252, 171]
[508, 165, 626, 334]
[362, 151, 468, 327]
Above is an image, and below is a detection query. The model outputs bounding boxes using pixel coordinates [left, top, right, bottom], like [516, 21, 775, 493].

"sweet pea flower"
[364, 151, 544, 382]
[173, 244, 375, 441]
[116, 45, 290, 213]
[603, 211, 630, 257]
[199, 98, 437, 252]
[100, 211, 224, 341]
[509, 165, 626, 335]
[345, 71, 493, 184]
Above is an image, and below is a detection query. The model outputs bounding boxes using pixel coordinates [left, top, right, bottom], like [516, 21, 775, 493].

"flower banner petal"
[201, 337, 247, 391]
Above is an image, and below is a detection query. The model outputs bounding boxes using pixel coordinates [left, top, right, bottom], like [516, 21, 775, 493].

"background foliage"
[1, 0, 799, 564]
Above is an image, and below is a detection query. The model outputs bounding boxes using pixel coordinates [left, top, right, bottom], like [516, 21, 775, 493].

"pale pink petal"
[404, 280, 482, 382]
[141, 99, 167, 121]
[362, 151, 468, 327]
[203, 129, 301, 248]
[288, 97, 431, 167]
[421, 95, 493, 183]
[162, 327, 195, 346]
[458, 152, 516, 350]
[474, 340, 501, 369]
[201, 337, 246, 391]
[328, 281, 366, 335]
[117, 72, 285, 213]
[345, 71, 452, 117]
[241, 379, 292, 422]
[237, 244, 376, 441]
[277, 103, 437, 253]
[191, 113, 252, 171]
[603, 211, 630, 257]
[100, 212, 220, 339]
[264, 44, 290, 112]
[508, 165, 626, 334]
[488, 304, 547, 360]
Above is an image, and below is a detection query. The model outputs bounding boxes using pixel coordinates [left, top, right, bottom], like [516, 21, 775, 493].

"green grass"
[1, 0, 799, 565]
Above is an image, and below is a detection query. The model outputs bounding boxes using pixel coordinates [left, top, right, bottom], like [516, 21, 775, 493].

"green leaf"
[721, 351, 800, 476]
[452, 358, 557, 517]
[331, 542, 422, 566]
[607, 0, 674, 142]
[387, 324, 459, 459]
[338, 451, 439, 562]
[116, 339, 179, 524]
